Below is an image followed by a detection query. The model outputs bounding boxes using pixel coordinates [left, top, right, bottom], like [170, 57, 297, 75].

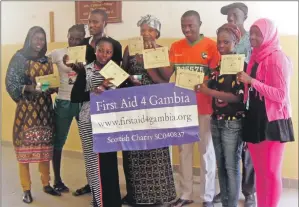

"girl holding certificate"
[63, 37, 121, 207]
[196, 23, 246, 207]
[121, 15, 176, 206]
[237, 18, 294, 207]
[5, 26, 61, 204]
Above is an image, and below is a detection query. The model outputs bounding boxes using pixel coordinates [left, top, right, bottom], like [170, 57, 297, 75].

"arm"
[5, 54, 28, 102]
[196, 42, 221, 94]
[146, 68, 169, 83]
[205, 89, 241, 103]
[251, 56, 290, 103]
[168, 44, 177, 83]
[153, 48, 175, 81]
[121, 46, 130, 71]
[113, 41, 123, 66]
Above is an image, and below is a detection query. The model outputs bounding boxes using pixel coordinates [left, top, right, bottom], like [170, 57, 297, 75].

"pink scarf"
[244, 18, 282, 102]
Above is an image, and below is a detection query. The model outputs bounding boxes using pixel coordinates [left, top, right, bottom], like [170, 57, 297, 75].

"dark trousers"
[241, 147, 256, 196]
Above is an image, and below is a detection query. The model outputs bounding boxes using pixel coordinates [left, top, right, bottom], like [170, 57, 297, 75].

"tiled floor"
[1, 144, 298, 207]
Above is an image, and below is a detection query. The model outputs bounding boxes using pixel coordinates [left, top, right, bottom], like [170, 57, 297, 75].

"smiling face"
[140, 23, 158, 41]
[250, 25, 264, 48]
[181, 15, 201, 43]
[30, 32, 46, 53]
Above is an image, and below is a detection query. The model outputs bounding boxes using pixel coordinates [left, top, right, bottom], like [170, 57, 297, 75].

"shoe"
[244, 195, 256, 207]
[22, 190, 33, 204]
[54, 181, 69, 193]
[171, 198, 194, 207]
[213, 193, 221, 203]
[121, 195, 130, 205]
[72, 184, 91, 196]
[43, 185, 61, 196]
[202, 202, 214, 207]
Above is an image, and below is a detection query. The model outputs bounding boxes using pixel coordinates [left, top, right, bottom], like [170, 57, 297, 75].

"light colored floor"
[1, 145, 298, 207]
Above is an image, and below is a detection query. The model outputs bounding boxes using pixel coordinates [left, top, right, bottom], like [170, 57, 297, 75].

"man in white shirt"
[48, 24, 86, 193]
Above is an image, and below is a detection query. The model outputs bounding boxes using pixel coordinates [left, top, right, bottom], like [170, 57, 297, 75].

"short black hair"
[181, 10, 201, 24]
[94, 37, 114, 51]
[68, 24, 86, 36]
[90, 9, 108, 22]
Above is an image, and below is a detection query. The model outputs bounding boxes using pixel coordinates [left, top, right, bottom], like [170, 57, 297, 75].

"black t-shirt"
[208, 62, 247, 120]
[70, 36, 122, 103]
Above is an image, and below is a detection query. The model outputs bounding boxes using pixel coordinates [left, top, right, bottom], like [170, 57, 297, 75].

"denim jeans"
[211, 119, 243, 207]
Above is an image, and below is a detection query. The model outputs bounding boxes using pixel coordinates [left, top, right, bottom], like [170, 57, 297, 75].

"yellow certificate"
[128, 36, 144, 55]
[175, 69, 205, 91]
[220, 54, 245, 75]
[142, 46, 170, 69]
[99, 60, 130, 87]
[35, 74, 60, 88]
[67, 45, 86, 63]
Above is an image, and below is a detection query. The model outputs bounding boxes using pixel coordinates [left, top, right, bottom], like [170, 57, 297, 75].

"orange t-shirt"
[169, 35, 220, 115]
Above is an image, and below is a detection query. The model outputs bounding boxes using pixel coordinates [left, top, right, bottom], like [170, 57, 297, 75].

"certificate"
[142, 46, 170, 69]
[175, 69, 205, 91]
[35, 74, 60, 88]
[67, 45, 86, 64]
[128, 36, 144, 55]
[99, 60, 130, 87]
[220, 54, 245, 75]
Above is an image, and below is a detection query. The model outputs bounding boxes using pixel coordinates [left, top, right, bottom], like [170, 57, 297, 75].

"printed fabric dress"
[122, 53, 176, 204]
[5, 52, 54, 163]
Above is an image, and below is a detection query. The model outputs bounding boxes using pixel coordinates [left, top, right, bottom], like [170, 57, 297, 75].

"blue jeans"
[211, 119, 243, 207]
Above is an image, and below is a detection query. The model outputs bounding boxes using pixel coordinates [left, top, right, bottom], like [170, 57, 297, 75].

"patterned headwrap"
[137, 14, 161, 38]
[216, 23, 242, 44]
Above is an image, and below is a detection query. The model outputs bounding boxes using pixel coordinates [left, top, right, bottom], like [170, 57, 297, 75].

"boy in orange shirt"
[169, 10, 220, 207]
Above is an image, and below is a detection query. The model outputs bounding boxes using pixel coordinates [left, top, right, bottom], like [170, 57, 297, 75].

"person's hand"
[237, 71, 253, 84]
[195, 82, 210, 94]
[92, 85, 106, 95]
[144, 40, 156, 49]
[135, 53, 144, 64]
[243, 142, 248, 151]
[63, 54, 73, 68]
[43, 88, 58, 95]
[24, 84, 42, 95]
[102, 78, 114, 88]
[129, 76, 142, 86]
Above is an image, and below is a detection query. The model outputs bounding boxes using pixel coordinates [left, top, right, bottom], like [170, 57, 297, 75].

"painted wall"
[1, 1, 298, 44]
[1, 1, 298, 179]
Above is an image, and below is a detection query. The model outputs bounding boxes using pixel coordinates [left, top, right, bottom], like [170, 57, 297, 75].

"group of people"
[5, 2, 294, 207]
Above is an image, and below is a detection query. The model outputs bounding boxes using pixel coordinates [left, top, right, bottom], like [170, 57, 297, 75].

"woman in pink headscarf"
[237, 18, 294, 207]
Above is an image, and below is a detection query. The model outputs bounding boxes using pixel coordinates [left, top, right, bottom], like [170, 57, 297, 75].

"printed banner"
[90, 83, 200, 153]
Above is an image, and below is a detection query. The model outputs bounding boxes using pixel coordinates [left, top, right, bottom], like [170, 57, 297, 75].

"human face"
[181, 15, 201, 43]
[95, 41, 113, 65]
[30, 32, 46, 53]
[140, 23, 158, 41]
[88, 13, 106, 36]
[217, 30, 236, 55]
[227, 8, 246, 26]
[250, 25, 264, 48]
[68, 31, 85, 47]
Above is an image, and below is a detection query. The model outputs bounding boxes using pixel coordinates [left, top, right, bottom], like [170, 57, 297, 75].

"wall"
[1, 1, 298, 44]
[1, 1, 298, 179]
